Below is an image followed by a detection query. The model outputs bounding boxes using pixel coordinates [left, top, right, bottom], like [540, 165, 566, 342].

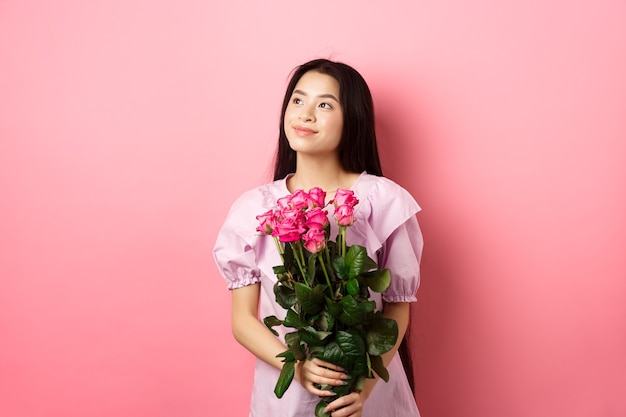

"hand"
[324, 391, 366, 417]
[297, 357, 349, 397]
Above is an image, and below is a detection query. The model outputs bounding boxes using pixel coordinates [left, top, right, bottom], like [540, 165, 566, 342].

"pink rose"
[272, 207, 306, 242]
[302, 228, 326, 253]
[304, 207, 329, 230]
[276, 195, 292, 209]
[331, 189, 359, 208]
[256, 209, 276, 235]
[307, 187, 326, 208]
[289, 189, 310, 211]
[334, 204, 355, 226]
[279, 206, 303, 223]
[272, 221, 306, 242]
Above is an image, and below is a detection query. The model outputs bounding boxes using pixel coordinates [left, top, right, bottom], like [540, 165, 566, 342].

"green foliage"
[315, 401, 330, 417]
[295, 283, 325, 315]
[344, 245, 378, 278]
[369, 353, 389, 382]
[274, 282, 296, 309]
[268, 241, 398, 411]
[274, 358, 295, 398]
[365, 317, 398, 356]
[263, 315, 282, 336]
[361, 269, 391, 292]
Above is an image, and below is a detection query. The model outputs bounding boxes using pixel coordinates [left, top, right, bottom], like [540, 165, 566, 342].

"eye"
[319, 102, 333, 109]
[292, 97, 303, 105]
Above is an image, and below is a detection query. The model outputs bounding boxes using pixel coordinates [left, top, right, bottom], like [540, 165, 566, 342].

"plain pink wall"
[1, 1, 625, 416]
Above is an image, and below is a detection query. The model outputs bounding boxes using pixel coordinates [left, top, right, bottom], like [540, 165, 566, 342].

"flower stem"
[291, 242, 308, 286]
[323, 247, 336, 281]
[340, 226, 346, 257]
[318, 253, 333, 297]
[273, 236, 285, 263]
[273, 236, 296, 280]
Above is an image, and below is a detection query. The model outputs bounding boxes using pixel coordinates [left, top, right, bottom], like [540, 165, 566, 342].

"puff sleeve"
[379, 214, 423, 302]
[358, 175, 423, 303]
[213, 220, 262, 290]
[213, 190, 265, 290]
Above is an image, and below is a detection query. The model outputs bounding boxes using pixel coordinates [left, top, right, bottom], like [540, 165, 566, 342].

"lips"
[293, 125, 317, 136]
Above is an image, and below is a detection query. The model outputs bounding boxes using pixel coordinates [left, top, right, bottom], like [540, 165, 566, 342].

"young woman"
[213, 59, 423, 417]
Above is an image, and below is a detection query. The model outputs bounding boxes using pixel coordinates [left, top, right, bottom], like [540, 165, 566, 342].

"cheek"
[284, 106, 297, 125]
[327, 115, 343, 137]
[283, 110, 292, 130]
[283, 110, 297, 140]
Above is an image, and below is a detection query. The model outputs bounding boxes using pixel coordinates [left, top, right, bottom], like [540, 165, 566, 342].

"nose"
[298, 104, 315, 122]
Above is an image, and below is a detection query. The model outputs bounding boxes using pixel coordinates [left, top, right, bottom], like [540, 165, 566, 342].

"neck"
[287, 154, 358, 193]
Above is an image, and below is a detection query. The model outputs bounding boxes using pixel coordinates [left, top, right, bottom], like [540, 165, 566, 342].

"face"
[283, 71, 343, 158]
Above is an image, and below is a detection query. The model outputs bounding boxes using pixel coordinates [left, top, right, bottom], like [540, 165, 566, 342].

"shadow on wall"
[371, 71, 459, 403]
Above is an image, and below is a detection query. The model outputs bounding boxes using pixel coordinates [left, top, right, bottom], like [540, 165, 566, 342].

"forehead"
[293, 71, 340, 96]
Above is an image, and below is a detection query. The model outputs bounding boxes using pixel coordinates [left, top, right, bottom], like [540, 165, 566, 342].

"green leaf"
[295, 283, 325, 315]
[346, 277, 360, 295]
[309, 345, 324, 357]
[345, 245, 377, 278]
[331, 256, 350, 280]
[319, 341, 346, 368]
[369, 354, 389, 382]
[325, 297, 343, 317]
[315, 400, 331, 417]
[276, 349, 295, 361]
[299, 326, 332, 347]
[361, 269, 391, 292]
[353, 374, 367, 391]
[272, 265, 286, 275]
[275, 273, 294, 286]
[263, 315, 282, 336]
[285, 332, 306, 361]
[283, 309, 304, 329]
[307, 254, 317, 284]
[326, 240, 337, 256]
[366, 317, 398, 356]
[274, 359, 295, 398]
[284, 331, 298, 345]
[314, 310, 335, 332]
[319, 330, 366, 373]
[338, 295, 376, 326]
[283, 243, 294, 264]
[337, 331, 367, 375]
[274, 284, 297, 309]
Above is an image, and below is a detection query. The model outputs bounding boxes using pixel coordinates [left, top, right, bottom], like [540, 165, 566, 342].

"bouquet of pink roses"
[257, 187, 398, 417]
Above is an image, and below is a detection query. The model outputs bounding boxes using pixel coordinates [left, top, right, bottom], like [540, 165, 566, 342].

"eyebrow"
[293, 89, 340, 103]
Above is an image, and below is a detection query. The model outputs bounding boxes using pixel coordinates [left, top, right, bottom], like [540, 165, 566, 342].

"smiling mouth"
[293, 126, 317, 135]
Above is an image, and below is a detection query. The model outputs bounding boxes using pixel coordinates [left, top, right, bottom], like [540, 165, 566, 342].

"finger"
[302, 381, 337, 397]
[325, 392, 362, 416]
[303, 371, 349, 388]
[308, 361, 349, 380]
[311, 358, 345, 372]
[303, 362, 349, 386]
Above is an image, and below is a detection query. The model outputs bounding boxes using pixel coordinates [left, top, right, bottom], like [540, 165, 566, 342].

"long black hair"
[273, 58, 383, 181]
[272, 58, 416, 394]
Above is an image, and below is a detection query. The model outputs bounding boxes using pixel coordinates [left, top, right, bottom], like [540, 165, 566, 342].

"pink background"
[1, 1, 625, 416]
